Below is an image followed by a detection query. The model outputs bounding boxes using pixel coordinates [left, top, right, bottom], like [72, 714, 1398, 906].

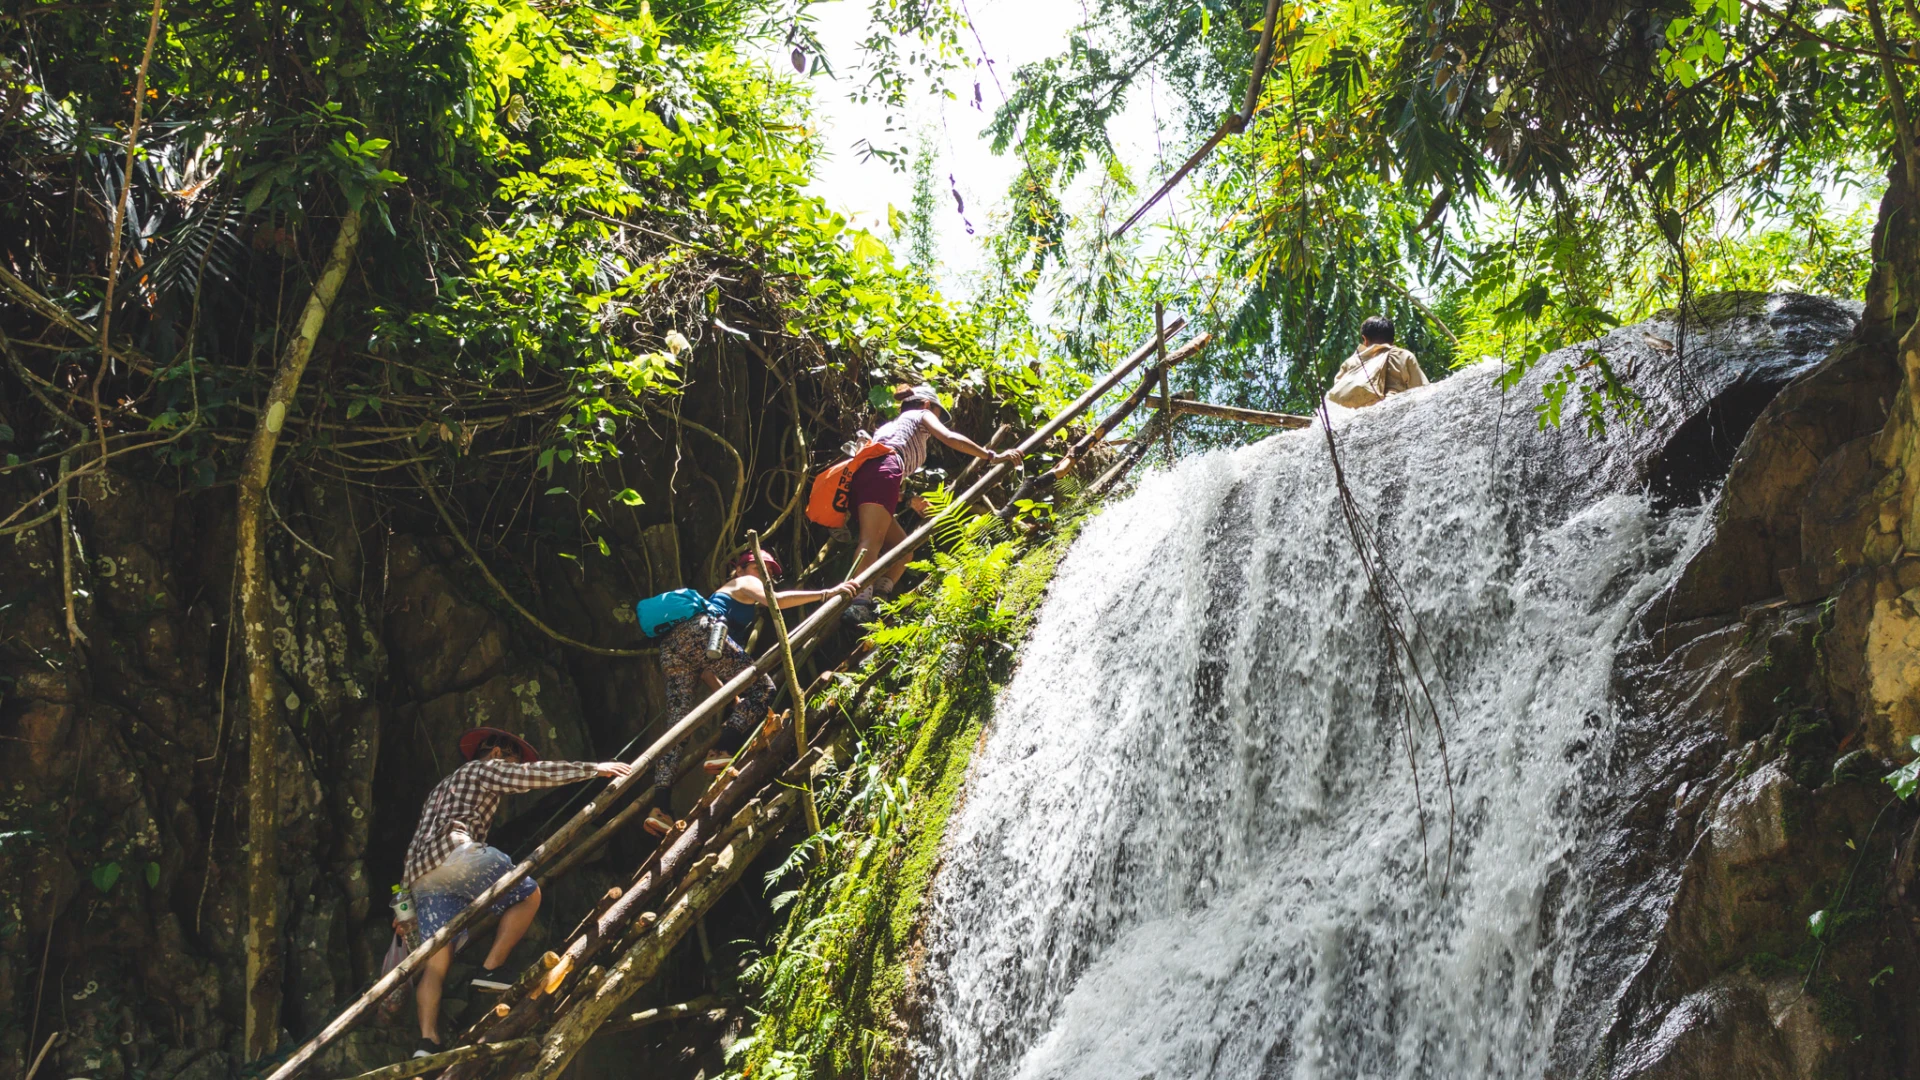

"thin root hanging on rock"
[1316, 400, 1459, 894]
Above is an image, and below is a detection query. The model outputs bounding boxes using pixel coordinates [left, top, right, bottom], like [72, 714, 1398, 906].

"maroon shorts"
[848, 452, 904, 512]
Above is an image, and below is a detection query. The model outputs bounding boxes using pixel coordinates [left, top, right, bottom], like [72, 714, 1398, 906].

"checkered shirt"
[403, 758, 599, 884]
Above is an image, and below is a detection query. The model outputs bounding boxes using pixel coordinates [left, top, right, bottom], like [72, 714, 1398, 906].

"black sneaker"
[844, 597, 880, 626]
[471, 971, 512, 993]
[412, 1037, 444, 1060]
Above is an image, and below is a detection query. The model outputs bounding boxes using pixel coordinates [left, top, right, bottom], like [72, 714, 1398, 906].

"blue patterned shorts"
[412, 844, 538, 939]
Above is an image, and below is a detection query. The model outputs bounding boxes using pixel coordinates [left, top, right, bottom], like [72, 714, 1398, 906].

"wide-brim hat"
[459, 727, 540, 763]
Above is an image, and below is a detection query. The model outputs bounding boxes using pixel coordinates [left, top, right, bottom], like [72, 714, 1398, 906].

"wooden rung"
[539, 954, 574, 997]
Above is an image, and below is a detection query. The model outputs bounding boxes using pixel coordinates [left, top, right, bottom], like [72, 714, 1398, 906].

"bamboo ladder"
[266, 320, 1203, 1080]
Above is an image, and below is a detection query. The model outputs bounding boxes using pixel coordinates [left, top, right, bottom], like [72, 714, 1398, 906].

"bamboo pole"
[951, 424, 1012, 490]
[336, 1037, 535, 1080]
[1040, 331, 1212, 486]
[1006, 319, 1182, 518]
[1140, 397, 1312, 428]
[1086, 410, 1174, 500]
[604, 995, 730, 1032]
[262, 316, 1189, 1080]
[523, 747, 838, 1080]
[1156, 302, 1173, 462]
[437, 737, 829, 1078]
[747, 530, 819, 833]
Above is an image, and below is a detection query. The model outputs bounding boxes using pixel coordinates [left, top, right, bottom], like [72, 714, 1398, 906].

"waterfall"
[912, 297, 1857, 1080]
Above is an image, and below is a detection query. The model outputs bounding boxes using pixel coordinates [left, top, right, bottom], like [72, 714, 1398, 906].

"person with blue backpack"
[634, 548, 853, 836]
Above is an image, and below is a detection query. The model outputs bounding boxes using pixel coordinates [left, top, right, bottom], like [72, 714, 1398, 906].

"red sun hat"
[729, 549, 782, 578]
[459, 727, 541, 763]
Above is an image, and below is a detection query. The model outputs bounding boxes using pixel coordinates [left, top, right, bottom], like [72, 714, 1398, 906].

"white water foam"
[914, 363, 1707, 1080]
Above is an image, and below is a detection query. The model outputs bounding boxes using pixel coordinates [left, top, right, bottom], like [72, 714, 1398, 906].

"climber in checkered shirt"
[399, 727, 631, 1058]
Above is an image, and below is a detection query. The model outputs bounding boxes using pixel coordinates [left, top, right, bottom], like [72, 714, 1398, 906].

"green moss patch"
[726, 520, 1078, 1080]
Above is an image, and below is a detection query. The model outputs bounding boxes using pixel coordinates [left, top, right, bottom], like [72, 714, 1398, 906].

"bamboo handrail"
[260, 318, 1188, 1080]
[1142, 397, 1312, 428]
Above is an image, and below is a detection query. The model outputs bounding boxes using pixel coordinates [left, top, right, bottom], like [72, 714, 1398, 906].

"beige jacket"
[1325, 344, 1428, 409]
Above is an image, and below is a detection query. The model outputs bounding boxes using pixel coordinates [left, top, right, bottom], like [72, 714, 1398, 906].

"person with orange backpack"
[809, 385, 1019, 621]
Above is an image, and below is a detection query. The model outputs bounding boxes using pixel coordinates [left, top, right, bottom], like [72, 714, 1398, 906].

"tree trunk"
[241, 207, 363, 1059]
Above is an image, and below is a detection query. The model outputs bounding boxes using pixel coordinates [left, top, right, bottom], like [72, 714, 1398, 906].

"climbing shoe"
[844, 597, 880, 626]
[412, 1038, 444, 1060]
[643, 808, 675, 837]
[471, 972, 512, 994]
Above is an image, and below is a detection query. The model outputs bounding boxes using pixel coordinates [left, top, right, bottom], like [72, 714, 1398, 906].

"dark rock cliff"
[0, 401, 783, 1080]
[1550, 185, 1920, 1077]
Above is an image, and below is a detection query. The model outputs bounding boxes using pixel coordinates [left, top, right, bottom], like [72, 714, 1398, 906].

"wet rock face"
[1557, 289, 1920, 1077]
[0, 474, 679, 1080]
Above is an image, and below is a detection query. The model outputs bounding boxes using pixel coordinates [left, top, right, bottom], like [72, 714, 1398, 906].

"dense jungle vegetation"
[9, 0, 1920, 1074]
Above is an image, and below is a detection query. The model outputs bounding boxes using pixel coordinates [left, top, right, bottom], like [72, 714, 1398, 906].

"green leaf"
[544, 486, 568, 496]
[596, 536, 611, 556]
[1808, 908, 1829, 940]
[850, 231, 889, 266]
[0, 423, 13, 442]
[91, 862, 122, 893]
[1886, 742, 1920, 799]
[537, 447, 557, 474]
[145, 861, 160, 888]
[243, 175, 276, 212]
[615, 488, 644, 506]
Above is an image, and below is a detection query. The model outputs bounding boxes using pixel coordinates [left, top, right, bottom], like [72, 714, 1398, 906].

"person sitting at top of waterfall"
[642, 549, 855, 838]
[1325, 316, 1429, 409]
[400, 729, 631, 1059]
[840, 384, 1021, 620]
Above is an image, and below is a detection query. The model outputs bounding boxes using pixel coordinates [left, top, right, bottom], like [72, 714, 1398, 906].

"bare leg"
[416, 943, 453, 1040]
[846, 502, 896, 585]
[876, 517, 912, 587]
[483, 886, 541, 969]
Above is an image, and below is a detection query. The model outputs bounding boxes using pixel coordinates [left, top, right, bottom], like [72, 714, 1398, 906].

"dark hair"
[1360, 315, 1395, 344]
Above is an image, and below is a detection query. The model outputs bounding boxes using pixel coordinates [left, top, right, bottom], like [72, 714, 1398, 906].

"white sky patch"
[761, 0, 1199, 299]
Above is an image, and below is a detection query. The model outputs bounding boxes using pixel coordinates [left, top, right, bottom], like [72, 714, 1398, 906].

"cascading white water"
[913, 358, 1719, 1080]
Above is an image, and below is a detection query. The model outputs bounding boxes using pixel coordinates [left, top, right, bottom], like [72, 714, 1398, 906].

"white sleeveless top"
[873, 408, 936, 476]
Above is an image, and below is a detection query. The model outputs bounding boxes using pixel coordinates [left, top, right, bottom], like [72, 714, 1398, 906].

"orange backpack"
[806, 442, 894, 528]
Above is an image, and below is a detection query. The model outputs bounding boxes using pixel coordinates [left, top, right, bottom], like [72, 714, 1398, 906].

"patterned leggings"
[653, 616, 775, 807]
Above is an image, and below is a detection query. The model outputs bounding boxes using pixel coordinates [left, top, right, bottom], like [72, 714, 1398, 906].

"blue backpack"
[636, 588, 706, 637]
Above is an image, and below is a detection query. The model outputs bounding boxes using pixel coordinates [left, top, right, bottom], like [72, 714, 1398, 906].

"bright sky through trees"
[785, 0, 1181, 294]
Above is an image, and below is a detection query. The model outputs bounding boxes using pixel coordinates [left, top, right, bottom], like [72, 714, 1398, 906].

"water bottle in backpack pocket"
[636, 588, 707, 637]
